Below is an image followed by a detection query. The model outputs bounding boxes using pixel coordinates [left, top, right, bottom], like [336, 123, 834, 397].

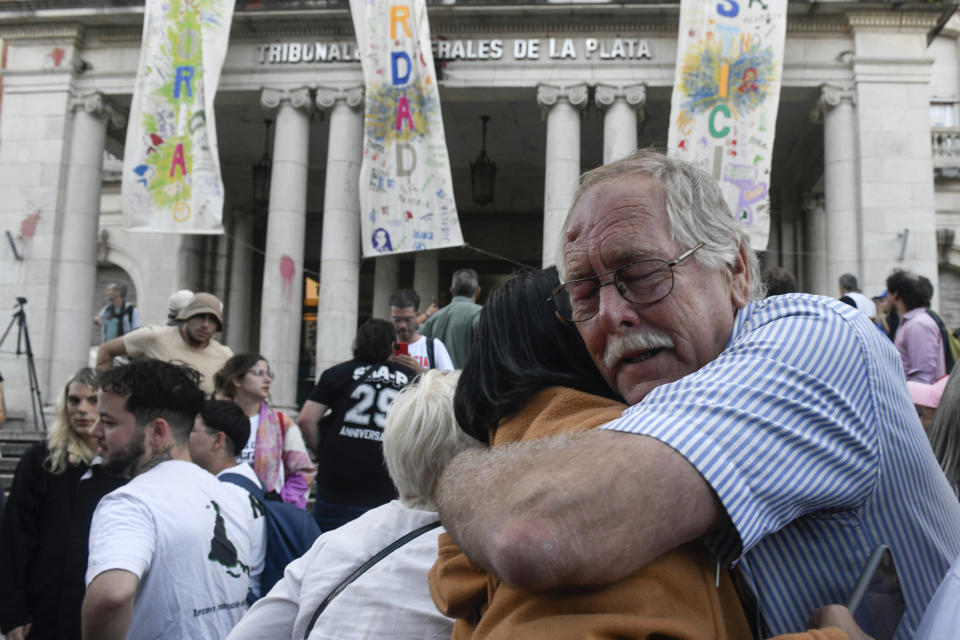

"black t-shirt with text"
[308, 359, 415, 505]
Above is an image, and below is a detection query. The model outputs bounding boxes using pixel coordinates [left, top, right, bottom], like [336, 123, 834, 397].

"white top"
[844, 291, 878, 319]
[914, 552, 960, 639]
[226, 500, 452, 640]
[217, 463, 267, 599]
[407, 335, 455, 371]
[237, 414, 260, 465]
[87, 460, 254, 640]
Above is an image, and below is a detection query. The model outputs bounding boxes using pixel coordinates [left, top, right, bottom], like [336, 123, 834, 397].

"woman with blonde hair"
[215, 353, 314, 508]
[228, 369, 475, 640]
[0, 368, 124, 640]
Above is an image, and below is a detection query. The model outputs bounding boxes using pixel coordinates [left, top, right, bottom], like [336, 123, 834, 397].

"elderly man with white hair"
[227, 370, 477, 640]
[436, 149, 960, 639]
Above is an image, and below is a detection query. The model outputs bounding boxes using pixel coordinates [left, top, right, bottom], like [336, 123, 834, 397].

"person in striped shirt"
[436, 149, 960, 638]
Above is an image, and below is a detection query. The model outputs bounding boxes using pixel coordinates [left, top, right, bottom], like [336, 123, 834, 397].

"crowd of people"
[1, 149, 960, 639]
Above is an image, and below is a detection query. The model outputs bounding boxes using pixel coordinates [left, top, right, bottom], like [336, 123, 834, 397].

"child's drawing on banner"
[667, 0, 787, 251]
[122, 0, 234, 234]
[351, 0, 464, 257]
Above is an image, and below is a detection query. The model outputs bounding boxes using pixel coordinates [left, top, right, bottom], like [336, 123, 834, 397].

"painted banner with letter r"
[350, 0, 464, 258]
[122, 0, 234, 233]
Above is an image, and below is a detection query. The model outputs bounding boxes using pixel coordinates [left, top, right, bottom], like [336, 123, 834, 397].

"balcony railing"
[933, 127, 960, 171]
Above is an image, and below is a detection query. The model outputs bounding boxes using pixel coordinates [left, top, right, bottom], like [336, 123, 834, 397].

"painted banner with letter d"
[667, 0, 787, 251]
[350, 0, 464, 258]
[122, 0, 234, 233]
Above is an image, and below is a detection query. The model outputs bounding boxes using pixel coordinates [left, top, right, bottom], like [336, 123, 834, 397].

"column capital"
[537, 83, 589, 112]
[595, 83, 646, 109]
[69, 91, 125, 128]
[811, 83, 855, 123]
[260, 87, 313, 112]
[801, 192, 825, 214]
[315, 86, 364, 111]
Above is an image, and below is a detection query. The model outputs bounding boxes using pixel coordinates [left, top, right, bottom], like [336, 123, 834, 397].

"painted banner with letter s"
[122, 0, 234, 233]
[350, 0, 464, 258]
[666, 0, 787, 251]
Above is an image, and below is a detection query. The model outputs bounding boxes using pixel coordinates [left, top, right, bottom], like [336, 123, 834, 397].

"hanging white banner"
[667, 0, 788, 251]
[122, 0, 234, 234]
[350, 0, 464, 258]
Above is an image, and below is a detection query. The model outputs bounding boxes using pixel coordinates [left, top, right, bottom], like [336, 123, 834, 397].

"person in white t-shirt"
[83, 360, 253, 640]
[189, 400, 267, 600]
[388, 289, 455, 373]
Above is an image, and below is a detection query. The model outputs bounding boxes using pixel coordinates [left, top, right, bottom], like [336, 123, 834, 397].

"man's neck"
[208, 457, 238, 476]
[134, 443, 191, 477]
[410, 331, 422, 342]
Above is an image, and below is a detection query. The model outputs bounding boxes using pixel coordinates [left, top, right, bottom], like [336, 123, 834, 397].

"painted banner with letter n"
[667, 0, 787, 252]
[122, 0, 234, 234]
[350, 0, 464, 258]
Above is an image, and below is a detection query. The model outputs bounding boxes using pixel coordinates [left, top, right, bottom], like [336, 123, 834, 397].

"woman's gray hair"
[382, 370, 479, 511]
[556, 148, 764, 300]
[928, 370, 960, 498]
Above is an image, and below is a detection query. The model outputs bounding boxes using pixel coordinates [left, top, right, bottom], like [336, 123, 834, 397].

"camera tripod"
[0, 297, 46, 430]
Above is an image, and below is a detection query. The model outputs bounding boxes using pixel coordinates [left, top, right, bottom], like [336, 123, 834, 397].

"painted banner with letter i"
[350, 0, 464, 258]
[667, 0, 787, 251]
[122, 0, 234, 233]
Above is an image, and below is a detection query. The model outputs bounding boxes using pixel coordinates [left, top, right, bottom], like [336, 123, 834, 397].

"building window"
[931, 102, 958, 129]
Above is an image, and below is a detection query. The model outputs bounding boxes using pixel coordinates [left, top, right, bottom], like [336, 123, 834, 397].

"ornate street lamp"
[470, 115, 496, 206]
[251, 118, 273, 210]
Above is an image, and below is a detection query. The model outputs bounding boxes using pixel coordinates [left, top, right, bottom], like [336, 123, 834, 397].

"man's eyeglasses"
[548, 242, 705, 323]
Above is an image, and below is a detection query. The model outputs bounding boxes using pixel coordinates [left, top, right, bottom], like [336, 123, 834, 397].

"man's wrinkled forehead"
[562, 175, 667, 271]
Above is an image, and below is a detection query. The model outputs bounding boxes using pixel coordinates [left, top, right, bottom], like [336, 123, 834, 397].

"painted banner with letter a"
[666, 0, 787, 251]
[122, 0, 234, 233]
[350, 0, 464, 258]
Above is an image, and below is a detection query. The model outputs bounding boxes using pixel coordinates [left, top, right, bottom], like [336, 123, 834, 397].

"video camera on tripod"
[0, 296, 46, 430]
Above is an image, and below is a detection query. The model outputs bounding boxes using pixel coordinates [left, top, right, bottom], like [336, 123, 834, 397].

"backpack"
[219, 472, 321, 599]
[926, 309, 959, 373]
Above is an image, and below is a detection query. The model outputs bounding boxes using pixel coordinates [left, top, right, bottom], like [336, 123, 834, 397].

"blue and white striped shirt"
[602, 294, 960, 638]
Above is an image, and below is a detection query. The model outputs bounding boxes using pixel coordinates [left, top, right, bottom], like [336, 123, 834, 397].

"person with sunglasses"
[215, 353, 314, 509]
[436, 149, 960, 639]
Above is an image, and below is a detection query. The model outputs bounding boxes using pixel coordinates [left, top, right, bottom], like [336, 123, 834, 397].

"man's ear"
[728, 243, 752, 309]
[146, 418, 170, 449]
[212, 431, 227, 453]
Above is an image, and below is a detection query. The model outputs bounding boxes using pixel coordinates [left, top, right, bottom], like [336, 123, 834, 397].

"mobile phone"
[394, 342, 409, 356]
[846, 545, 904, 640]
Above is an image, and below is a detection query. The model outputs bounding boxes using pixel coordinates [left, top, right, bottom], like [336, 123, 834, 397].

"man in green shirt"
[420, 269, 482, 369]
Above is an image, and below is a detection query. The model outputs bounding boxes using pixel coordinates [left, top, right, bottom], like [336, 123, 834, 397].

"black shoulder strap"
[425, 337, 435, 370]
[219, 472, 266, 503]
[302, 520, 441, 639]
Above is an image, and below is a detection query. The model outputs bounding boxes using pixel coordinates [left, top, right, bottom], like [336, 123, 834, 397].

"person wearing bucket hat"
[96, 292, 233, 395]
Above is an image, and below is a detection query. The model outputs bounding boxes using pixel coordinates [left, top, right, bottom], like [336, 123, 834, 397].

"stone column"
[802, 193, 827, 296]
[538, 84, 588, 268]
[49, 92, 123, 390]
[595, 84, 646, 164]
[372, 256, 400, 319]
[314, 86, 364, 373]
[850, 13, 939, 299]
[815, 84, 860, 293]
[259, 87, 312, 409]
[413, 251, 439, 311]
[226, 210, 253, 353]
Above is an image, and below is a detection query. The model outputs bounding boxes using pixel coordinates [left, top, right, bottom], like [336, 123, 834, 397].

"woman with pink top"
[215, 353, 315, 508]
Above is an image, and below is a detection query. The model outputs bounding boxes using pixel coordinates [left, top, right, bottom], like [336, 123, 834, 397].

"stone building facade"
[0, 0, 958, 421]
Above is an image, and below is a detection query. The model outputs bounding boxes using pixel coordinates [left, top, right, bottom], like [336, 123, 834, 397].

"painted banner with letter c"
[122, 0, 233, 234]
[667, 0, 787, 251]
[350, 0, 464, 258]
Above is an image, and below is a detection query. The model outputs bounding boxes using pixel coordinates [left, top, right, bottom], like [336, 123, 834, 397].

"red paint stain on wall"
[20, 211, 40, 238]
[50, 47, 65, 67]
[280, 254, 296, 284]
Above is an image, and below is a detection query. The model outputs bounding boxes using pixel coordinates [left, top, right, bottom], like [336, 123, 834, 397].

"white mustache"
[604, 331, 674, 370]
